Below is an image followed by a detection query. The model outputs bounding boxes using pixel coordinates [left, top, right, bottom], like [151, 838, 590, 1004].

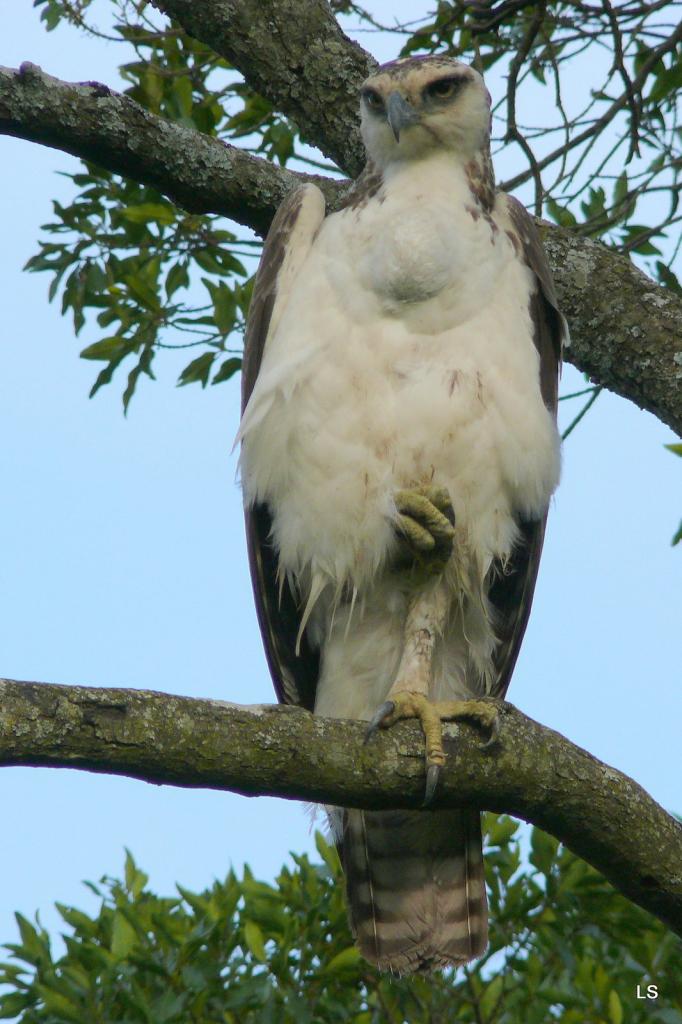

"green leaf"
[80, 336, 129, 361]
[55, 903, 98, 935]
[323, 947, 362, 974]
[211, 357, 242, 385]
[530, 828, 559, 875]
[613, 171, 629, 206]
[110, 910, 137, 958]
[608, 989, 623, 1024]
[13, 914, 49, 966]
[648, 60, 682, 103]
[170, 75, 193, 120]
[243, 920, 267, 963]
[546, 197, 577, 228]
[479, 974, 504, 1018]
[193, 249, 228, 275]
[121, 203, 176, 226]
[315, 831, 341, 874]
[89, 348, 130, 399]
[580, 185, 606, 223]
[620, 225, 663, 256]
[194, 248, 245, 278]
[177, 352, 216, 388]
[124, 849, 149, 899]
[207, 280, 237, 334]
[34, 984, 83, 1023]
[485, 814, 518, 846]
[665, 443, 682, 457]
[0, 992, 32, 1018]
[165, 262, 190, 298]
[123, 346, 156, 413]
[123, 273, 161, 311]
[657, 262, 682, 297]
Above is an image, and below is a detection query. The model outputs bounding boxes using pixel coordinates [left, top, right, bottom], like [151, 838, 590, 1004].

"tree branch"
[2, 677, 681, 939]
[541, 223, 682, 436]
[0, 63, 339, 237]
[1, 63, 681, 435]
[149, 0, 374, 177]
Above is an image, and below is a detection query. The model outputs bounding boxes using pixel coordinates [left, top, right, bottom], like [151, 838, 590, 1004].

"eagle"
[238, 55, 565, 974]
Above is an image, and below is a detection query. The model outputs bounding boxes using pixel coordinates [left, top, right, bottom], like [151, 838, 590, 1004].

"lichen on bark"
[1, 60, 679, 433]
[2, 677, 682, 938]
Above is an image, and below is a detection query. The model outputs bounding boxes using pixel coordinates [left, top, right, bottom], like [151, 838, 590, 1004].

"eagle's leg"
[366, 483, 499, 801]
[364, 483, 497, 802]
[364, 486, 454, 802]
[364, 581, 450, 805]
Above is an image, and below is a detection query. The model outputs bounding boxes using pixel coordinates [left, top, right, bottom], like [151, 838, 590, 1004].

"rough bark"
[149, 0, 374, 177]
[0, 63, 339, 237]
[540, 222, 679, 434]
[2, 62, 680, 434]
[540, 224, 682, 436]
[2, 677, 681, 939]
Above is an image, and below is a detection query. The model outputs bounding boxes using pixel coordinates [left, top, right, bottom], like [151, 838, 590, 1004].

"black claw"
[423, 764, 441, 807]
[364, 701, 395, 744]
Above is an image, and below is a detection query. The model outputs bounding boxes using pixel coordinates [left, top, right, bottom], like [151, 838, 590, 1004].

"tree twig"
[561, 385, 603, 439]
[500, 18, 682, 193]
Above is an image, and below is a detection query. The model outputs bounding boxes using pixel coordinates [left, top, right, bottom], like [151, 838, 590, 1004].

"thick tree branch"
[142, 0, 682, 433]
[1, 63, 680, 435]
[149, 0, 374, 177]
[541, 224, 682, 436]
[0, 63, 340, 237]
[2, 677, 681, 939]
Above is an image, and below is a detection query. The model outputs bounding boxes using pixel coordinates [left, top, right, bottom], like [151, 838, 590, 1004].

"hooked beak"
[386, 91, 419, 142]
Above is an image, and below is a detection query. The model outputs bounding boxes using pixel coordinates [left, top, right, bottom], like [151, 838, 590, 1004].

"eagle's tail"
[340, 807, 488, 974]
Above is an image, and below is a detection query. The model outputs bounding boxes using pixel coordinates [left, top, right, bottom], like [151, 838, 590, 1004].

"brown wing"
[242, 185, 325, 710]
[489, 196, 567, 698]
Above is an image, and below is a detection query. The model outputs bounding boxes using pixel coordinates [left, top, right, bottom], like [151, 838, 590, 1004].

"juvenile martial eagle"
[239, 55, 565, 973]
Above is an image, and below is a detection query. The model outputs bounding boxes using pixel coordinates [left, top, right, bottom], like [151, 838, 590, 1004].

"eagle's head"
[359, 56, 492, 168]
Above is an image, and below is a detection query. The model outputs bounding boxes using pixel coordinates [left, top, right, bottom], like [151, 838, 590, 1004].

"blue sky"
[1, 2, 679, 956]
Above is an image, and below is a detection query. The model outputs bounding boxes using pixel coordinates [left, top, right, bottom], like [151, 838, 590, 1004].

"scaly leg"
[366, 485, 499, 803]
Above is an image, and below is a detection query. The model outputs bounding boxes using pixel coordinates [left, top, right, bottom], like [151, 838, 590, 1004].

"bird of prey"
[239, 54, 565, 974]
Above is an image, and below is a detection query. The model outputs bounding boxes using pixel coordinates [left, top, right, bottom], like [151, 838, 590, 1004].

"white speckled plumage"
[239, 56, 564, 973]
[240, 153, 559, 713]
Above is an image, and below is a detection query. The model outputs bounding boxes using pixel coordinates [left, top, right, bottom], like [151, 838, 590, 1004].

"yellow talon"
[365, 693, 500, 804]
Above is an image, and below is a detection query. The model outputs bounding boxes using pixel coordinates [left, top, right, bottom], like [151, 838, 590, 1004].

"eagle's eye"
[362, 88, 384, 113]
[425, 77, 461, 101]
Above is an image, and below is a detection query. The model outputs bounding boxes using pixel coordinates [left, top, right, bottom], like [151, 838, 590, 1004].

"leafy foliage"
[27, 4, 302, 409]
[26, 0, 682, 413]
[2, 820, 682, 1022]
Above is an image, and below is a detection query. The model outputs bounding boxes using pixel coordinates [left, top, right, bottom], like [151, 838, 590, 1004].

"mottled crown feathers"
[360, 56, 492, 168]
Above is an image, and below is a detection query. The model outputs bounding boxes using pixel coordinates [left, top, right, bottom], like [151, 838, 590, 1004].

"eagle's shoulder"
[241, 183, 326, 711]
[494, 192, 567, 412]
[336, 161, 385, 214]
[495, 195, 559, 310]
[484, 195, 565, 695]
[241, 183, 326, 413]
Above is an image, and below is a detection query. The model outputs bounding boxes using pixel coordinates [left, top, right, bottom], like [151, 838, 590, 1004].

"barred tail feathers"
[341, 807, 488, 974]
